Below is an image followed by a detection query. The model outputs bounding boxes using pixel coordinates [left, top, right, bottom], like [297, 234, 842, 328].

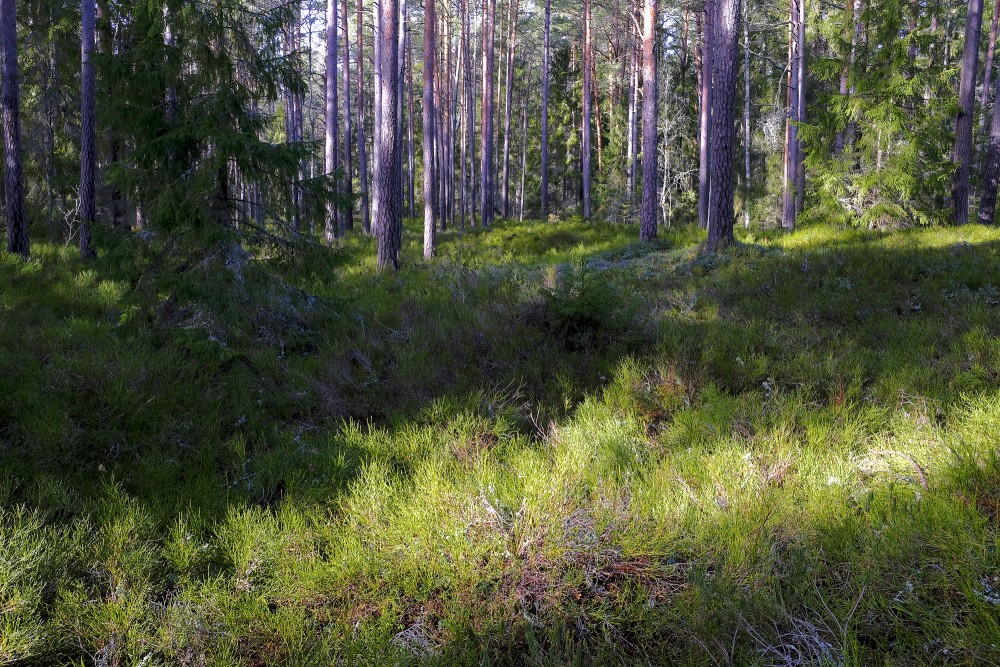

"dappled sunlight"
[2, 221, 1000, 663]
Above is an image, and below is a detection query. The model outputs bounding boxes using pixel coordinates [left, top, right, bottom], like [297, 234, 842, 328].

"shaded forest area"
[1, 0, 1000, 665]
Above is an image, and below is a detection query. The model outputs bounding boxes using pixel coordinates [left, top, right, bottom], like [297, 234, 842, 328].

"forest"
[2, 0, 1000, 664]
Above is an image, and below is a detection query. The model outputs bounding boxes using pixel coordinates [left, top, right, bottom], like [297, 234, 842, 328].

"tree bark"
[1, 0, 26, 257]
[743, 0, 750, 229]
[697, 0, 714, 230]
[794, 0, 805, 214]
[480, 0, 496, 227]
[540, 0, 551, 219]
[834, 0, 859, 155]
[80, 0, 97, 258]
[626, 37, 638, 208]
[706, 0, 740, 252]
[781, 0, 799, 230]
[639, 0, 658, 241]
[357, 0, 372, 233]
[343, 0, 355, 230]
[982, 0, 1000, 120]
[978, 73, 1000, 222]
[952, 0, 984, 225]
[423, 0, 437, 258]
[325, 0, 341, 243]
[582, 0, 593, 219]
[501, 0, 519, 218]
[460, 0, 472, 228]
[375, 0, 402, 269]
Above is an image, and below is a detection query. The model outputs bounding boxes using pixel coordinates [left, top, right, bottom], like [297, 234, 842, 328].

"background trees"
[3, 0, 1000, 267]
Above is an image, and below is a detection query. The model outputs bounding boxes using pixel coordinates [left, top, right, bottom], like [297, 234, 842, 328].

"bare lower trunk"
[794, 0, 805, 214]
[80, 0, 97, 258]
[1, 0, 26, 257]
[834, 0, 858, 155]
[518, 82, 528, 221]
[325, 0, 340, 243]
[982, 0, 1000, 120]
[781, 0, 799, 230]
[357, 0, 371, 233]
[639, 0, 658, 241]
[582, 0, 593, 219]
[626, 40, 638, 208]
[342, 0, 355, 230]
[375, 0, 402, 269]
[952, 0, 985, 225]
[423, 0, 437, 258]
[480, 0, 496, 227]
[707, 0, 740, 252]
[978, 74, 1000, 222]
[501, 0, 519, 218]
[540, 0, 551, 219]
[697, 0, 713, 229]
[743, 0, 750, 229]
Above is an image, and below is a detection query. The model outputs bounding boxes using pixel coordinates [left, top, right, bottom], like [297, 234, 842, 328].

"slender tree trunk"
[501, 0, 519, 218]
[480, 0, 496, 227]
[978, 74, 1000, 222]
[953, 0, 985, 225]
[375, 0, 402, 269]
[356, 0, 372, 233]
[540, 0, 551, 219]
[460, 0, 471, 228]
[982, 0, 1000, 121]
[794, 0, 805, 214]
[626, 40, 638, 208]
[1, 0, 26, 257]
[326, 0, 340, 242]
[697, 0, 714, 229]
[518, 80, 528, 221]
[639, 0, 658, 241]
[423, 0, 437, 257]
[707, 0, 740, 252]
[743, 0, 750, 229]
[781, 0, 799, 230]
[343, 0, 355, 230]
[582, 0, 593, 219]
[97, 0, 125, 231]
[80, 0, 97, 258]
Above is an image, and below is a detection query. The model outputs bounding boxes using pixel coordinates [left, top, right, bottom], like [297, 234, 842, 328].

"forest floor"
[2, 218, 1000, 665]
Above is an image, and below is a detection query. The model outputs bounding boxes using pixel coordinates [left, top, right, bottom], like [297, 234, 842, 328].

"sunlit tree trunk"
[794, 0, 805, 214]
[781, 0, 799, 230]
[423, 0, 437, 258]
[80, 0, 97, 258]
[501, 0, 519, 218]
[357, 0, 372, 233]
[375, 0, 402, 269]
[978, 75, 1000, 222]
[952, 0, 984, 225]
[540, 0, 550, 219]
[743, 0, 750, 229]
[982, 0, 1000, 122]
[480, 0, 496, 227]
[325, 0, 341, 242]
[582, 0, 593, 219]
[707, 0, 740, 251]
[639, 0, 658, 241]
[698, 0, 714, 230]
[342, 0, 355, 230]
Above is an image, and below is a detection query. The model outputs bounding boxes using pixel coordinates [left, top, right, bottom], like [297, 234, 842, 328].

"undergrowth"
[0, 218, 999, 665]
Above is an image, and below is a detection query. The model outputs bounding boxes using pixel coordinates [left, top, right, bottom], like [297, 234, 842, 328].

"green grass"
[1, 218, 1000, 665]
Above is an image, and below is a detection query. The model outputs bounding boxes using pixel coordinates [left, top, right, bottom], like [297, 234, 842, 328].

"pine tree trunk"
[582, 0, 593, 219]
[707, 0, 740, 252]
[480, 0, 496, 227]
[794, 0, 805, 214]
[639, 0, 658, 241]
[626, 39, 638, 208]
[519, 82, 528, 221]
[982, 0, 1000, 119]
[697, 0, 714, 230]
[743, 0, 750, 229]
[952, 0, 985, 225]
[423, 0, 437, 258]
[325, 0, 340, 243]
[357, 0, 372, 233]
[540, 0, 551, 220]
[1, 0, 26, 257]
[80, 0, 97, 258]
[781, 0, 798, 230]
[978, 75, 1000, 222]
[460, 0, 471, 228]
[342, 0, 355, 230]
[375, 0, 402, 269]
[501, 0, 518, 219]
